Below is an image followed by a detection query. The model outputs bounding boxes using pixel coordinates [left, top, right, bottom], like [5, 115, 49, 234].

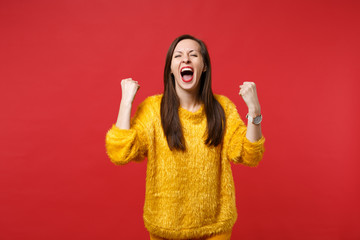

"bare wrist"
[120, 100, 133, 109]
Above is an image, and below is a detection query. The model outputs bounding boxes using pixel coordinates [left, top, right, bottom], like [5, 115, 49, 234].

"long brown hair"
[161, 34, 225, 151]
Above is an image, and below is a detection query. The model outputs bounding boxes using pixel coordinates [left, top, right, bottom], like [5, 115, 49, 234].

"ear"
[203, 65, 207, 72]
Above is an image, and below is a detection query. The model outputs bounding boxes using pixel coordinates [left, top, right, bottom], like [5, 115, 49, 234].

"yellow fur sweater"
[105, 94, 265, 239]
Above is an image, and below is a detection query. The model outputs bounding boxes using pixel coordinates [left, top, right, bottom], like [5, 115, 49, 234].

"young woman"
[105, 35, 265, 240]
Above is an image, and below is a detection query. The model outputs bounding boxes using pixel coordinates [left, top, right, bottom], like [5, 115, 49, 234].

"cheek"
[196, 59, 205, 71]
[171, 66, 177, 75]
[196, 62, 205, 74]
[170, 61, 178, 74]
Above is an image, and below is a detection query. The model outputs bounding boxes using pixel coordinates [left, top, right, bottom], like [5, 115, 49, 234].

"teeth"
[181, 67, 193, 72]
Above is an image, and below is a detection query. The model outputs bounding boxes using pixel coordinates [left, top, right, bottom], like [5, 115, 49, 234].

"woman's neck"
[176, 88, 202, 113]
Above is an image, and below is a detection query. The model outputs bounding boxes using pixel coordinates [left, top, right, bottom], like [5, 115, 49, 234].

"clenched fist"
[239, 82, 261, 115]
[121, 78, 140, 105]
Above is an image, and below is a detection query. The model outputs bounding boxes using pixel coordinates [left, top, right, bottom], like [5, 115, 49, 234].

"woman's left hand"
[239, 82, 261, 115]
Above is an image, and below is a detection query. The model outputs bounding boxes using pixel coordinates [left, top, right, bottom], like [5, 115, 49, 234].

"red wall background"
[1, 0, 359, 239]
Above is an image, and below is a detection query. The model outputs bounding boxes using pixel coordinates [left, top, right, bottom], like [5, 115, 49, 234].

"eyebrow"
[174, 50, 198, 53]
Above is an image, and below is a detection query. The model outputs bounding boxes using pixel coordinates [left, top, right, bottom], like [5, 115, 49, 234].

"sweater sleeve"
[223, 98, 265, 167]
[105, 97, 152, 165]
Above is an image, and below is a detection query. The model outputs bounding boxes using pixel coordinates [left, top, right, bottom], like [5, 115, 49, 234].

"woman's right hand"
[116, 78, 140, 129]
[121, 78, 140, 105]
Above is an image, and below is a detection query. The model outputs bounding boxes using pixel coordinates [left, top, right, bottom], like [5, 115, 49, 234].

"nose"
[182, 55, 191, 63]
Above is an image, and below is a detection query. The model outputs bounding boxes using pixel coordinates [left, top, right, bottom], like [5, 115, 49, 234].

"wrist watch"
[246, 113, 262, 125]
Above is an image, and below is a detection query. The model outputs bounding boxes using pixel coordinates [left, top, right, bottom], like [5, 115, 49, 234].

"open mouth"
[180, 66, 194, 82]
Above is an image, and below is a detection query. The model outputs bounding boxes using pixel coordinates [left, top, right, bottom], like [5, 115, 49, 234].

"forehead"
[174, 39, 201, 52]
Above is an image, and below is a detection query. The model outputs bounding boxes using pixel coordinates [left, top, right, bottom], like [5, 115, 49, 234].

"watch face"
[253, 115, 262, 124]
